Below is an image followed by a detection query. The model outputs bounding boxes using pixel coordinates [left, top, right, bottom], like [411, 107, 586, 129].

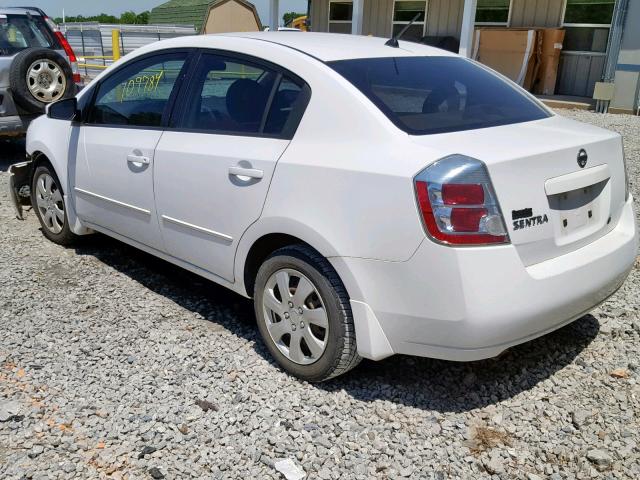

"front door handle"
[127, 154, 150, 165]
[228, 166, 264, 179]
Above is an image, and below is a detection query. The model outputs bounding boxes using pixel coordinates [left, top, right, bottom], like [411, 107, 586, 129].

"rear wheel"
[254, 245, 361, 382]
[31, 165, 77, 245]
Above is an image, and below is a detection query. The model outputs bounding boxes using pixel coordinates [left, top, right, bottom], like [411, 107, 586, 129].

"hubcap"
[262, 269, 329, 365]
[26, 60, 66, 103]
[35, 173, 64, 234]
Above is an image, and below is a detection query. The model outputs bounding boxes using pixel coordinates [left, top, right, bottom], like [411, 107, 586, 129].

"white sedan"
[10, 32, 638, 381]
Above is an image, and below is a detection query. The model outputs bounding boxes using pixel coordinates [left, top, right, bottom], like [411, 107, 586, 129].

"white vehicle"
[9, 33, 638, 382]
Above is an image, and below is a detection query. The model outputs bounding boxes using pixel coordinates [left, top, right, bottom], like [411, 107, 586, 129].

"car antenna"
[385, 12, 421, 48]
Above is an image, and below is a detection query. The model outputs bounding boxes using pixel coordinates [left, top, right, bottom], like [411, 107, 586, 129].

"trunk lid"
[410, 115, 628, 265]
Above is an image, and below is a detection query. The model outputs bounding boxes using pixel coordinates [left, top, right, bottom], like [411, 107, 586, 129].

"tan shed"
[201, 0, 262, 34]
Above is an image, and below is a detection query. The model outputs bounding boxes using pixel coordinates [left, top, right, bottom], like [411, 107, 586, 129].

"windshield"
[0, 14, 55, 56]
[329, 56, 551, 135]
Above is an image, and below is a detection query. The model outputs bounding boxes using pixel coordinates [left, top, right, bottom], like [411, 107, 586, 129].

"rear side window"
[88, 53, 187, 128]
[178, 54, 276, 134]
[176, 53, 307, 137]
[0, 14, 55, 55]
[329, 56, 550, 135]
[263, 78, 303, 135]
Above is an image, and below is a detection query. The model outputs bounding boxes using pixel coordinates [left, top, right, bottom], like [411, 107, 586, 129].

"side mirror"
[46, 97, 79, 121]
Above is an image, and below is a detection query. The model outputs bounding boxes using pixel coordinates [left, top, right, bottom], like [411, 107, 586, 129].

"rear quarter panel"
[0, 56, 14, 87]
[1, 56, 18, 117]
[236, 55, 437, 274]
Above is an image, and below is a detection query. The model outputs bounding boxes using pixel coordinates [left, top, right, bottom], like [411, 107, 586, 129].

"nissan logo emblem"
[577, 149, 588, 168]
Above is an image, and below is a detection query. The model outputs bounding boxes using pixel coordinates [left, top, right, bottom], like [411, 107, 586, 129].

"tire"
[31, 164, 78, 245]
[9, 48, 74, 113]
[254, 244, 361, 382]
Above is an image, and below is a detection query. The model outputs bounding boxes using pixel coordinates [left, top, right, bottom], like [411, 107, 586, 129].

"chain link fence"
[60, 23, 197, 79]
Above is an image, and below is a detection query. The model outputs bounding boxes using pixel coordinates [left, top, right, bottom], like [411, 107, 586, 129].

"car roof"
[0, 7, 42, 15]
[158, 32, 457, 62]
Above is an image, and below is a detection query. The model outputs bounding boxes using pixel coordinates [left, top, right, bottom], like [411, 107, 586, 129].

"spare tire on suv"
[9, 47, 74, 113]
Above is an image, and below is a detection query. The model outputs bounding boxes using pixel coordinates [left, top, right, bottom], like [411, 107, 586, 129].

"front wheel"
[254, 245, 361, 382]
[31, 165, 78, 245]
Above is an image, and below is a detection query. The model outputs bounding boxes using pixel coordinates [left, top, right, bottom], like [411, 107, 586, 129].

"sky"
[23, 0, 308, 25]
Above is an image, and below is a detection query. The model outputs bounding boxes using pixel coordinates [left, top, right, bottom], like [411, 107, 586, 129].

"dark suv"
[1, 7, 80, 136]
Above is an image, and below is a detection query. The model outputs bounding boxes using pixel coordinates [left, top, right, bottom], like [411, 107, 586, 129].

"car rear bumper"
[332, 196, 638, 361]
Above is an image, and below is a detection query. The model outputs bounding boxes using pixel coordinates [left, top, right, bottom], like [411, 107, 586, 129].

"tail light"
[54, 30, 82, 84]
[414, 155, 509, 245]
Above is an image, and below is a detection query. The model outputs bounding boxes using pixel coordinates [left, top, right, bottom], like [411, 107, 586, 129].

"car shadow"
[72, 233, 599, 414]
[0, 137, 26, 172]
[322, 316, 599, 412]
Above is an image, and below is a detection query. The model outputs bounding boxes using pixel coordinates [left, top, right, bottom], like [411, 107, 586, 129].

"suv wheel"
[254, 245, 361, 382]
[31, 164, 77, 245]
[10, 48, 74, 113]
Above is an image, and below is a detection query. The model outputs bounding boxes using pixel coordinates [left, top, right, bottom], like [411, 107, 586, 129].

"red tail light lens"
[442, 183, 484, 205]
[54, 31, 76, 62]
[54, 31, 81, 84]
[414, 155, 509, 246]
[450, 208, 488, 232]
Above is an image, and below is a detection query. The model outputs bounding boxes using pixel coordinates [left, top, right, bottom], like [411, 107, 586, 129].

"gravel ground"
[0, 110, 639, 480]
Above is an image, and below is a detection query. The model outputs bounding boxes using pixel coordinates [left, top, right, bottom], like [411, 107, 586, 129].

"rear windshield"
[0, 14, 55, 56]
[329, 56, 550, 135]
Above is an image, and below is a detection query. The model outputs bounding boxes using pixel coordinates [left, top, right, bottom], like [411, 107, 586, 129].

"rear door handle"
[228, 166, 264, 179]
[127, 154, 150, 165]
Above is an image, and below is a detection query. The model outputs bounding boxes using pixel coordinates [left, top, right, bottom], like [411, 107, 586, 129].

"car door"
[72, 51, 190, 250]
[153, 51, 310, 282]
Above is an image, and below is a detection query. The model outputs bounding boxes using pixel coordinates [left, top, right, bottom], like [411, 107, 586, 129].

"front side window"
[177, 53, 306, 137]
[392, 1, 426, 43]
[475, 0, 510, 25]
[563, 0, 615, 53]
[328, 1, 352, 34]
[88, 53, 187, 127]
[330, 56, 550, 135]
[0, 14, 55, 56]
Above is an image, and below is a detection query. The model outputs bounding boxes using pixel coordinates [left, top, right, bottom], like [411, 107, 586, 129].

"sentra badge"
[512, 208, 549, 231]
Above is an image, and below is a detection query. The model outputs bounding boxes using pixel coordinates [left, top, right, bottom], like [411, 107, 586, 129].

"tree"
[119, 11, 137, 24]
[97, 14, 118, 23]
[136, 11, 150, 24]
[282, 11, 305, 27]
[53, 11, 150, 25]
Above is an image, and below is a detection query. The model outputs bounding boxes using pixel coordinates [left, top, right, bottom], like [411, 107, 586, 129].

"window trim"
[259, 72, 283, 133]
[328, 0, 353, 32]
[474, 0, 513, 27]
[168, 48, 312, 140]
[81, 47, 311, 139]
[390, 0, 428, 38]
[83, 48, 195, 131]
[561, 0, 614, 54]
